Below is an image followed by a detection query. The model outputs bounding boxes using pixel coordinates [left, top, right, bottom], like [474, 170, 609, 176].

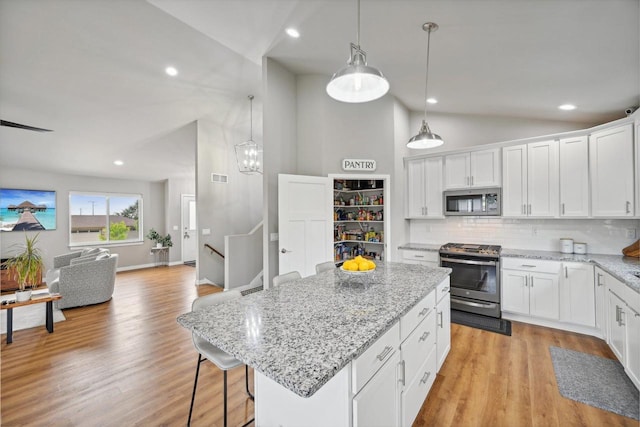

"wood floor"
[1, 266, 636, 426]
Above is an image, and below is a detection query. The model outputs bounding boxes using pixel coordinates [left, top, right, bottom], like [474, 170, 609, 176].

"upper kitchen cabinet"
[405, 157, 443, 219]
[636, 120, 640, 216]
[559, 136, 590, 217]
[589, 124, 634, 217]
[444, 148, 500, 189]
[502, 140, 559, 217]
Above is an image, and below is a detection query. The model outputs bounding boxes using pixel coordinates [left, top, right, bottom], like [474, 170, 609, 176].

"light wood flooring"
[1, 266, 636, 426]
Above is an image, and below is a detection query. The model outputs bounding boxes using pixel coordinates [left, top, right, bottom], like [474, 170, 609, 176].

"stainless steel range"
[440, 243, 502, 318]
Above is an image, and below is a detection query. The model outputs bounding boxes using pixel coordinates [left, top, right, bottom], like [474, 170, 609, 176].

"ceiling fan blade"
[1, 120, 53, 132]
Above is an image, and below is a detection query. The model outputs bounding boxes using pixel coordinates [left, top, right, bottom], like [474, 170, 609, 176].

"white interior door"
[278, 174, 332, 278]
[181, 194, 197, 263]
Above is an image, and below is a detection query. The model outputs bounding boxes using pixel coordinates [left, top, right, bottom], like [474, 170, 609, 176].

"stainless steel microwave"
[443, 188, 501, 216]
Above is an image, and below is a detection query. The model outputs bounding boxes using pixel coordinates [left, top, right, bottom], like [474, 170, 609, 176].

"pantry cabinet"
[559, 136, 590, 217]
[444, 148, 500, 189]
[560, 262, 595, 327]
[502, 140, 559, 218]
[589, 124, 634, 217]
[333, 178, 387, 262]
[405, 157, 443, 218]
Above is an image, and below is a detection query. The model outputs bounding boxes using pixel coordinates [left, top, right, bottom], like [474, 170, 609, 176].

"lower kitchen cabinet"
[626, 300, 640, 388]
[608, 290, 627, 363]
[353, 351, 401, 427]
[401, 347, 437, 427]
[435, 282, 451, 371]
[595, 268, 608, 339]
[502, 268, 559, 320]
[560, 262, 595, 327]
[400, 249, 439, 268]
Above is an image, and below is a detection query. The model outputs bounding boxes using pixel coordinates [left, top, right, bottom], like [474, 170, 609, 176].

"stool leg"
[187, 354, 203, 427]
[245, 365, 254, 400]
[223, 370, 228, 427]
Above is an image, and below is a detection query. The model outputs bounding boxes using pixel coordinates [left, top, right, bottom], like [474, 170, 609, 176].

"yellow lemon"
[358, 261, 370, 271]
[344, 260, 358, 271]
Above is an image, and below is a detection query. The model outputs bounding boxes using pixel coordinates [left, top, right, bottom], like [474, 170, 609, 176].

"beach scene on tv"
[0, 188, 57, 231]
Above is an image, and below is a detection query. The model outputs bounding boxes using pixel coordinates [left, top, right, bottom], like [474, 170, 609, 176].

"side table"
[150, 246, 169, 266]
[1, 293, 62, 343]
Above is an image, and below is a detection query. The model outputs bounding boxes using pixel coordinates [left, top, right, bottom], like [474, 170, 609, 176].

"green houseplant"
[146, 228, 172, 248]
[3, 233, 45, 301]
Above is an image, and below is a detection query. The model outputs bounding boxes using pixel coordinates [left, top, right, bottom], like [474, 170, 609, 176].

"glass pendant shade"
[235, 95, 263, 175]
[327, 45, 389, 103]
[407, 120, 443, 149]
[235, 139, 263, 174]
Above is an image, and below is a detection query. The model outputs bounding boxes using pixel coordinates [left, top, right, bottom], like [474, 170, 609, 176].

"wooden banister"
[204, 243, 225, 259]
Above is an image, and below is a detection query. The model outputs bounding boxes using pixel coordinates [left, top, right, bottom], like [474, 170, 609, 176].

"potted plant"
[146, 228, 162, 248]
[158, 234, 173, 248]
[2, 233, 44, 301]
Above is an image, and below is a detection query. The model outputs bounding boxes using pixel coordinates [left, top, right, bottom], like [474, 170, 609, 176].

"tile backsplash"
[409, 218, 640, 255]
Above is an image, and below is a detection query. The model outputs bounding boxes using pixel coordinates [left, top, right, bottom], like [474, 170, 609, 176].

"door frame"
[181, 194, 197, 265]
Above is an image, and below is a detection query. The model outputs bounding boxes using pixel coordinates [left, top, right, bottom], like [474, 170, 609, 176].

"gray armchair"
[48, 254, 118, 309]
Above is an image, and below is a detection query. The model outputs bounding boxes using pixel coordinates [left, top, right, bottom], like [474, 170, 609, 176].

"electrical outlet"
[626, 228, 637, 239]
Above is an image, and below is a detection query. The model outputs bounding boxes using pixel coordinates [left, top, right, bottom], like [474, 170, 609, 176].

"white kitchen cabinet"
[502, 140, 559, 217]
[595, 268, 608, 339]
[405, 157, 443, 218]
[502, 259, 560, 320]
[636, 120, 640, 217]
[353, 351, 400, 427]
[608, 289, 627, 363]
[589, 124, 634, 217]
[401, 250, 439, 268]
[435, 287, 451, 371]
[626, 299, 640, 389]
[560, 262, 595, 327]
[444, 148, 500, 189]
[559, 136, 589, 217]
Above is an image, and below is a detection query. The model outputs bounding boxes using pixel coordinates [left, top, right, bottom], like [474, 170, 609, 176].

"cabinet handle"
[530, 277, 534, 288]
[565, 267, 568, 278]
[414, 255, 425, 258]
[471, 176, 474, 186]
[620, 310, 626, 326]
[398, 360, 406, 386]
[528, 204, 531, 215]
[466, 176, 470, 185]
[442, 286, 450, 293]
[521, 264, 537, 268]
[615, 305, 621, 323]
[419, 331, 431, 342]
[419, 371, 431, 385]
[376, 346, 393, 361]
[419, 307, 430, 317]
[626, 201, 631, 214]
[425, 206, 428, 215]
[522, 204, 526, 215]
[525, 276, 528, 287]
[596, 273, 603, 286]
[562, 203, 565, 215]
[438, 311, 443, 328]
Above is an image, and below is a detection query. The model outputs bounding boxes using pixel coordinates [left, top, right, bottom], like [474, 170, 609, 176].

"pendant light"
[326, 0, 389, 103]
[235, 95, 263, 175]
[407, 22, 444, 149]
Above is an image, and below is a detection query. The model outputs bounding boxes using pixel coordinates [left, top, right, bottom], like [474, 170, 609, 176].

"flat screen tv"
[0, 188, 57, 231]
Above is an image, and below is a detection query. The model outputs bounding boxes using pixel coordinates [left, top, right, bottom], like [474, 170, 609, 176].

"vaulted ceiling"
[1, 0, 638, 181]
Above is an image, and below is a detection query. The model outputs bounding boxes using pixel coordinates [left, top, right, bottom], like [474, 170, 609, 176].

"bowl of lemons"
[340, 256, 376, 274]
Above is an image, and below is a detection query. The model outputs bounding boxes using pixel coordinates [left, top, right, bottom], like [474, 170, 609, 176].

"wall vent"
[211, 173, 229, 184]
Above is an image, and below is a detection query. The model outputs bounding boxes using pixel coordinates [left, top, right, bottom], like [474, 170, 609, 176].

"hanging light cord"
[248, 95, 254, 141]
[356, 0, 360, 47]
[423, 27, 432, 121]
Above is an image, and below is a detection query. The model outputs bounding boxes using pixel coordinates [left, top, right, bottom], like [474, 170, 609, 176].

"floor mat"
[451, 309, 511, 336]
[549, 346, 639, 420]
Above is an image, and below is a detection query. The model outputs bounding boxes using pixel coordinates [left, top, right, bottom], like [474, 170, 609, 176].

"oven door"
[440, 255, 500, 303]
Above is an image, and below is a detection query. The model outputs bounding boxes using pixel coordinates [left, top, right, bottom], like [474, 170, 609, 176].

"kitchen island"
[177, 262, 451, 426]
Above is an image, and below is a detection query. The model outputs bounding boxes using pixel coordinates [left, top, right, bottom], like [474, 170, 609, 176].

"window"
[69, 192, 142, 246]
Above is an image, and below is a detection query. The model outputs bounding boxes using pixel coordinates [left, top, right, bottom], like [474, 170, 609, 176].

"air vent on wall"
[211, 173, 229, 184]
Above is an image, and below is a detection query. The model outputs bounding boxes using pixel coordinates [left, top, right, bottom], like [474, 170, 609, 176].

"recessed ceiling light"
[285, 28, 300, 38]
[558, 104, 576, 111]
[113, 160, 124, 166]
[426, 98, 438, 104]
[165, 66, 178, 77]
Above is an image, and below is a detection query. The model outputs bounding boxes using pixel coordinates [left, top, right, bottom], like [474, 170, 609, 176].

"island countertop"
[177, 262, 451, 398]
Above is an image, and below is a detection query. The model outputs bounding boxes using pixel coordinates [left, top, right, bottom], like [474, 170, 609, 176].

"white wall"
[196, 118, 263, 286]
[0, 167, 165, 271]
[409, 217, 640, 255]
[262, 57, 298, 287]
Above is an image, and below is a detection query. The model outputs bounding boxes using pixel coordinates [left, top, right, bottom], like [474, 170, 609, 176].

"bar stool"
[315, 261, 336, 274]
[188, 290, 254, 427]
[272, 271, 301, 287]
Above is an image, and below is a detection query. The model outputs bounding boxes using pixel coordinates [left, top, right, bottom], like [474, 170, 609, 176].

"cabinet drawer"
[401, 291, 436, 342]
[402, 250, 439, 264]
[352, 322, 400, 394]
[501, 257, 560, 274]
[401, 309, 436, 384]
[436, 277, 450, 303]
[401, 346, 437, 427]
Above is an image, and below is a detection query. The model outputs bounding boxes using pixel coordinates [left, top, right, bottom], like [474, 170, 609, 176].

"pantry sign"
[341, 158, 377, 172]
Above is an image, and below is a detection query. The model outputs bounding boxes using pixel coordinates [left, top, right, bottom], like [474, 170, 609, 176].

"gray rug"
[549, 346, 639, 420]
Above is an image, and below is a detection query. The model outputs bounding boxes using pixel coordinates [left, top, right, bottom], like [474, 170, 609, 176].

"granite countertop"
[177, 262, 451, 398]
[398, 243, 640, 294]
